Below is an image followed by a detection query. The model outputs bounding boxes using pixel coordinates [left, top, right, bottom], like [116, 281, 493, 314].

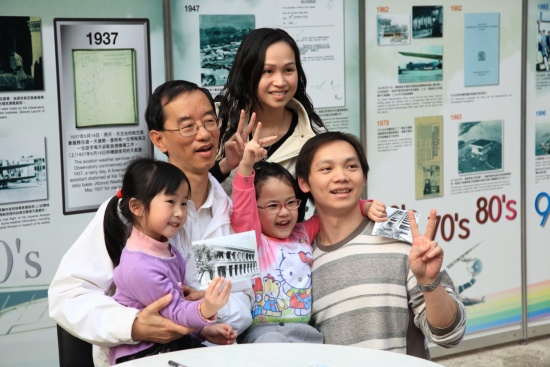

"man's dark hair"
[144, 80, 215, 132]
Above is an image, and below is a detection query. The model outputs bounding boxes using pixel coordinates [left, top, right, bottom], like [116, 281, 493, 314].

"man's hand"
[199, 324, 237, 345]
[408, 209, 444, 285]
[131, 293, 195, 343]
[219, 110, 256, 175]
[409, 210, 459, 328]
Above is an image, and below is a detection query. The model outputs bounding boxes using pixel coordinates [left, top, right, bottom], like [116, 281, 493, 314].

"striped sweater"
[311, 218, 466, 358]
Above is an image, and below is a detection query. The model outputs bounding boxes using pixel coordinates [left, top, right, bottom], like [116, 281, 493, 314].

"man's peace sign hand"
[220, 110, 257, 174]
[408, 209, 444, 285]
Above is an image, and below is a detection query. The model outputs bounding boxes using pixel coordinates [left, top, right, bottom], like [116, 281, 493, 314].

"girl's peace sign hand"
[237, 122, 278, 176]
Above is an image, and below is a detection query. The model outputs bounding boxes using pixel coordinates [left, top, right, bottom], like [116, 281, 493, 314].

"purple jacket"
[109, 228, 214, 364]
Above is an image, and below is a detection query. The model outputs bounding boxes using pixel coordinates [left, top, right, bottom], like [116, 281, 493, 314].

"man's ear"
[129, 198, 144, 218]
[297, 176, 310, 193]
[150, 130, 168, 154]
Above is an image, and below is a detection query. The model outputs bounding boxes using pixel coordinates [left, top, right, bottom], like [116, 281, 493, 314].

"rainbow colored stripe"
[527, 280, 550, 322]
[465, 280, 550, 334]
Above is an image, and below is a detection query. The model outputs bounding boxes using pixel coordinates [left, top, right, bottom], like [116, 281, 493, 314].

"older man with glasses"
[49, 81, 254, 367]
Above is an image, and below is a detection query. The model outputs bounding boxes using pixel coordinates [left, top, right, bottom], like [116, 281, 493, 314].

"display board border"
[53, 18, 152, 215]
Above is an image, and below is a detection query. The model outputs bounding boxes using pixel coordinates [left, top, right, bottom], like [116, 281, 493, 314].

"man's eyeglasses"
[164, 117, 222, 137]
[257, 199, 302, 214]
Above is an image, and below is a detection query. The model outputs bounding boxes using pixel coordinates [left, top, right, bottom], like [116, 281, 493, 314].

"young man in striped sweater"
[296, 131, 466, 359]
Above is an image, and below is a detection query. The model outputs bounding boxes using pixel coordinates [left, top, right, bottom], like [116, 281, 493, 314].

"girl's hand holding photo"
[199, 276, 232, 319]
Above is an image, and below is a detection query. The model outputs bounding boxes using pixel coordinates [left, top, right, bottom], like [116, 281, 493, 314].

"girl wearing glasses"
[230, 125, 383, 343]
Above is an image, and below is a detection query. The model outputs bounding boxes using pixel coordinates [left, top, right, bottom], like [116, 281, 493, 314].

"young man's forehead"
[312, 140, 360, 161]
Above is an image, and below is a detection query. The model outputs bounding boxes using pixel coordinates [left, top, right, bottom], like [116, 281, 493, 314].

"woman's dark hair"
[103, 158, 190, 266]
[218, 28, 325, 157]
[252, 160, 306, 221]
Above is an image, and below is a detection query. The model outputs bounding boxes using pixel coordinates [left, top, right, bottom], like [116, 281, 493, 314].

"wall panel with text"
[364, 0, 524, 356]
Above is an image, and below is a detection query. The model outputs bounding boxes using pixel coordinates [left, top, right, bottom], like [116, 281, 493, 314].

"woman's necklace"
[262, 109, 285, 161]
